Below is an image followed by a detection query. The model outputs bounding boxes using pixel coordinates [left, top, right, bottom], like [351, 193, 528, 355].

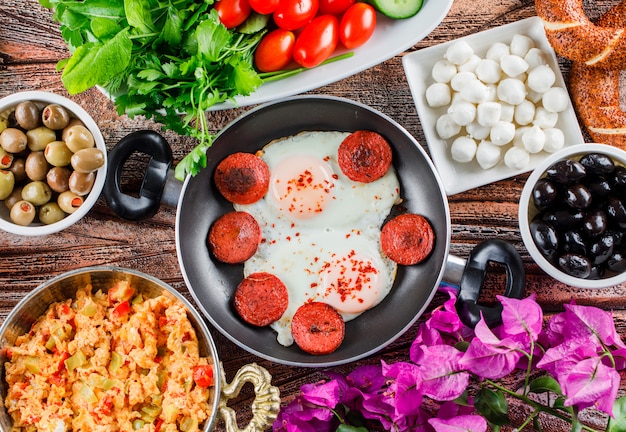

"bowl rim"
[0, 91, 107, 236]
[519, 143, 626, 289]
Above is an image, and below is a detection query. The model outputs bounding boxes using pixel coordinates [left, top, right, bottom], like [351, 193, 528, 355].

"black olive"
[584, 176, 612, 200]
[588, 234, 614, 265]
[530, 220, 559, 261]
[532, 178, 559, 210]
[588, 265, 606, 280]
[579, 153, 616, 175]
[558, 253, 592, 278]
[583, 209, 607, 237]
[562, 230, 586, 255]
[546, 159, 586, 184]
[608, 229, 626, 248]
[607, 252, 626, 273]
[607, 198, 626, 229]
[542, 208, 584, 231]
[610, 166, 626, 190]
[565, 183, 592, 209]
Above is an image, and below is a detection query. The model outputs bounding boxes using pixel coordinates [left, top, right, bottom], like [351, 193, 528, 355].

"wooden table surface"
[2, 0, 625, 430]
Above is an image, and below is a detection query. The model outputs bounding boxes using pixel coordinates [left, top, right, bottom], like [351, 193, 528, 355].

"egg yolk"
[317, 249, 383, 314]
[269, 155, 336, 219]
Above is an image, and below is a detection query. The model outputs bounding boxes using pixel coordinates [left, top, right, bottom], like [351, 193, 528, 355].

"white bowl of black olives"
[0, 91, 107, 236]
[519, 143, 626, 288]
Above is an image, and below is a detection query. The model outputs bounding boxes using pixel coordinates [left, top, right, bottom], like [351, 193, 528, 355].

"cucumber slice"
[367, 0, 424, 19]
[237, 12, 271, 34]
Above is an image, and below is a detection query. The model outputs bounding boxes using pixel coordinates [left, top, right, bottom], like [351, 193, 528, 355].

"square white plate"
[402, 16, 585, 195]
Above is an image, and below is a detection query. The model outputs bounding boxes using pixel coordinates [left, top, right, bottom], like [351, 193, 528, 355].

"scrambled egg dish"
[4, 281, 214, 432]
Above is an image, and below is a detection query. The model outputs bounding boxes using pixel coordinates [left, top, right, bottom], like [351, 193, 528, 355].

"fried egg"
[234, 131, 400, 347]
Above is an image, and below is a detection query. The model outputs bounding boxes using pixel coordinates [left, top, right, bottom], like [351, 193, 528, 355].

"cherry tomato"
[255, 29, 296, 72]
[248, 0, 280, 14]
[215, 0, 252, 28]
[319, 0, 354, 15]
[273, 0, 319, 31]
[293, 15, 339, 68]
[339, 3, 376, 49]
[193, 365, 215, 388]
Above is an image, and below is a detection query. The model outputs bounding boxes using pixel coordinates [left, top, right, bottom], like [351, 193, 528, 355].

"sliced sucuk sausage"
[337, 130, 392, 183]
[380, 213, 435, 265]
[214, 152, 270, 204]
[234, 272, 288, 326]
[207, 211, 262, 264]
[291, 302, 345, 355]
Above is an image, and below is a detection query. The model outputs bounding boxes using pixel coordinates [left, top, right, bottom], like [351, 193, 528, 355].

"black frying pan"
[104, 95, 524, 367]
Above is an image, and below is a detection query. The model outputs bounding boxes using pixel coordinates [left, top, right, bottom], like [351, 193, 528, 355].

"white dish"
[402, 17, 585, 195]
[211, 0, 454, 110]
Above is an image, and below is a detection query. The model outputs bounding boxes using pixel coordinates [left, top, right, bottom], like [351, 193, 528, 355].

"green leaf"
[61, 28, 132, 94]
[528, 376, 563, 396]
[475, 387, 509, 426]
[90, 16, 122, 39]
[161, 5, 184, 47]
[124, 0, 156, 34]
[337, 426, 369, 432]
[607, 396, 626, 432]
[60, 0, 125, 19]
[193, 12, 230, 62]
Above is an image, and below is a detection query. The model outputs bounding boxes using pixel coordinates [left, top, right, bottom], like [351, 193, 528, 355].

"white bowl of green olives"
[0, 91, 107, 235]
[519, 143, 626, 288]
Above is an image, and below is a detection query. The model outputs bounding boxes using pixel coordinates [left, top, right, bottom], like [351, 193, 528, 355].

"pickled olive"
[21, 181, 52, 206]
[58, 190, 83, 214]
[546, 159, 586, 184]
[608, 252, 626, 273]
[564, 183, 592, 209]
[542, 208, 584, 231]
[562, 230, 586, 256]
[532, 178, 558, 210]
[14, 101, 41, 130]
[10, 200, 35, 226]
[579, 153, 615, 175]
[46, 166, 71, 193]
[558, 253, 591, 278]
[8, 158, 27, 184]
[0, 170, 15, 200]
[26, 126, 57, 151]
[44, 141, 73, 167]
[61, 118, 85, 141]
[4, 186, 22, 210]
[607, 198, 626, 229]
[25, 151, 50, 181]
[0, 148, 14, 169]
[68, 171, 95, 196]
[71, 148, 104, 173]
[584, 176, 611, 200]
[583, 209, 608, 237]
[611, 166, 626, 189]
[39, 202, 66, 225]
[0, 128, 28, 153]
[589, 234, 614, 265]
[42, 104, 70, 130]
[64, 125, 94, 153]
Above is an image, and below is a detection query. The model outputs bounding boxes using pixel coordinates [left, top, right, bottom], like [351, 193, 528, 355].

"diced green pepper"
[65, 350, 87, 373]
[79, 382, 98, 404]
[180, 416, 198, 432]
[141, 404, 162, 418]
[109, 351, 123, 373]
[132, 419, 145, 430]
[88, 374, 116, 390]
[24, 356, 41, 374]
[79, 301, 97, 317]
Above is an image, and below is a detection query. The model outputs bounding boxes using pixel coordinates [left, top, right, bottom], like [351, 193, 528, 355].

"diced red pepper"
[155, 418, 164, 432]
[192, 365, 214, 388]
[108, 281, 135, 305]
[48, 373, 64, 387]
[112, 301, 131, 320]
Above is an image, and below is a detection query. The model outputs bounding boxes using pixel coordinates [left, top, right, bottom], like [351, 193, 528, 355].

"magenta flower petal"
[536, 338, 598, 381]
[564, 303, 623, 347]
[411, 323, 445, 363]
[497, 293, 543, 341]
[460, 336, 521, 379]
[418, 345, 469, 401]
[428, 414, 488, 432]
[561, 356, 620, 415]
[300, 380, 341, 409]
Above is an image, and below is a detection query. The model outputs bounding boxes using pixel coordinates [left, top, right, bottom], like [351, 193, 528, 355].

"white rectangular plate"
[402, 17, 585, 195]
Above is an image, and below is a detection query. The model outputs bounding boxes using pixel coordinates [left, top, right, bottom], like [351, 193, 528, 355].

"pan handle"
[103, 130, 176, 221]
[443, 239, 525, 329]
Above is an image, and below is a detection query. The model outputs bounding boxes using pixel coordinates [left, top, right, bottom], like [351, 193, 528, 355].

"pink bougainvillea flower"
[382, 360, 423, 415]
[561, 356, 620, 416]
[300, 380, 341, 409]
[497, 293, 543, 343]
[411, 323, 445, 364]
[536, 337, 598, 381]
[272, 395, 336, 432]
[564, 303, 624, 348]
[428, 287, 465, 334]
[417, 344, 469, 401]
[428, 414, 488, 432]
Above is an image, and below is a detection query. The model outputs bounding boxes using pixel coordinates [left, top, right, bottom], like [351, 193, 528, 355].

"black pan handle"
[455, 239, 525, 328]
[104, 130, 173, 221]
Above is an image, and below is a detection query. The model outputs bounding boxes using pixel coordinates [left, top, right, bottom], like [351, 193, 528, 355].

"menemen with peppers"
[3, 281, 214, 431]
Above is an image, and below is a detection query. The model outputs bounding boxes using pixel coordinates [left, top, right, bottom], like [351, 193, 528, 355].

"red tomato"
[248, 0, 280, 14]
[293, 15, 339, 68]
[273, 0, 319, 31]
[193, 365, 215, 388]
[215, 0, 251, 28]
[319, 0, 354, 15]
[255, 29, 296, 72]
[339, 3, 376, 49]
[112, 300, 131, 319]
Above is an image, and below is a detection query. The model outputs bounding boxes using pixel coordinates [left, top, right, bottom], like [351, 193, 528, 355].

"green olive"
[0, 148, 14, 169]
[4, 186, 23, 210]
[25, 151, 50, 181]
[44, 141, 73, 167]
[0, 169, 15, 200]
[10, 200, 36, 226]
[0, 128, 28, 153]
[71, 148, 105, 173]
[14, 101, 41, 130]
[26, 126, 57, 151]
[21, 180, 52, 206]
[69, 170, 95, 196]
[39, 202, 66, 225]
[64, 125, 95, 153]
[58, 190, 83, 214]
[41, 104, 71, 130]
[46, 166, 71, 193]
[8, 158, 27, 185]
[61, 118, 85, 141]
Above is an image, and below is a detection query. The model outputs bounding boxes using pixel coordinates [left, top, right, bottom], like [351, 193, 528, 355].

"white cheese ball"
[426, 82, 452, 108]
[466, 122, 491, 140]
[486, 42, 510, 62]
[436, 114, 462, 139]
[514, 99, 536, 126]
[497, 78, 527, 105]
[458, 54, 482, 73]
[445, 40, 474, 65]
[500, 54, 529, 77]
[543, 127, 565, 152]
[527, 65, 556, 93]
[533, 107, 559, 128]
[504, 146, 530, 169]
[475, 59, 502, 84]
[542, 87, 570, 113]
[526, 88, 544, 104]
[513, 126, 532, 147]
[524, 47, 548, 69]
[522, 125, 545, 153]
[450, 71, 477, 92]
[510, 34, 535, 57]
[485, 84, 498, 102]
[476, 140, 502, 169]
[432, 59, 458, 83]
[490, 121, 515, 146]
[499, 103, 515, 122]
[448, 101, 476, 126]
[451, 136, 478, 162]
[477, 101, 502, 127]
[459, 79, 490, 103]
